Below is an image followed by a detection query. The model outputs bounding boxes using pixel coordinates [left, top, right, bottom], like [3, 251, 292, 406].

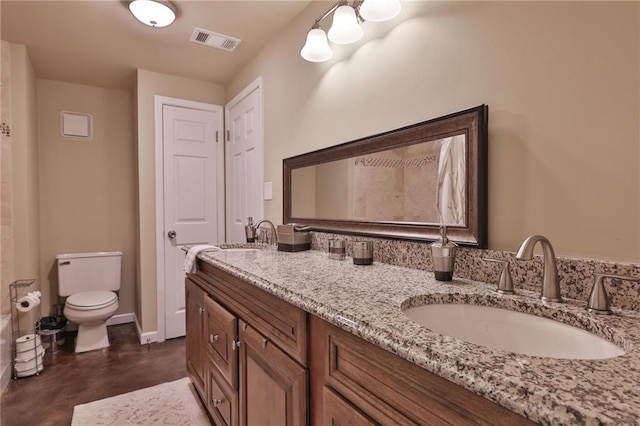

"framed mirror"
[283, 105, 488, 247]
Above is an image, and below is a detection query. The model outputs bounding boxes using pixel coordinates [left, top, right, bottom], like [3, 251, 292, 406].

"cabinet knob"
[209, 334, 219, 343]
[213, 398, 223, 407]
[199, 307, 204, 315]
[232, 339, 241, 350]
[262, 338, 269, 349]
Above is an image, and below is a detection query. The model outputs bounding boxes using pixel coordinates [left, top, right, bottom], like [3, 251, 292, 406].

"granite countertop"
[193, 246, 640, 425]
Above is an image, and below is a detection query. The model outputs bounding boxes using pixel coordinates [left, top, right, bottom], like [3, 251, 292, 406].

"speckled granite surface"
[194, 245, 640, 425]
[312, 233, 640, 312]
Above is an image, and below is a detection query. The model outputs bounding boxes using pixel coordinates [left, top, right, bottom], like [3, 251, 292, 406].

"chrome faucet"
[255, 220, 278, 246]
[515, 235, 562, 302]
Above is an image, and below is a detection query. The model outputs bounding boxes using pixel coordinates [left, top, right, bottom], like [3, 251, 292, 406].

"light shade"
[301, 28, 333, 62]
[359, 0, 401, 22]
[327, 5, 364, 45]
[128, 0, 177, 28]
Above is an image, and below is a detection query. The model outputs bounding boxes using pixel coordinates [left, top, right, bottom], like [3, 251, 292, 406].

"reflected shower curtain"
[435, 135, 466, 225]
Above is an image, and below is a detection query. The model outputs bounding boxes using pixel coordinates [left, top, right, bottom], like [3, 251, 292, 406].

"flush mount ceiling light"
[128, 0, 177, 28]
[300, 0, 401, 63]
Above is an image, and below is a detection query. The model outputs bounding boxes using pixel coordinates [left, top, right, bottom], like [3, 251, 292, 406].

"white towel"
[184, 245, 221, 274]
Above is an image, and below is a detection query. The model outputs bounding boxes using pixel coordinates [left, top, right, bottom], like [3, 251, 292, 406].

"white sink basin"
[404, 303, 625, 359]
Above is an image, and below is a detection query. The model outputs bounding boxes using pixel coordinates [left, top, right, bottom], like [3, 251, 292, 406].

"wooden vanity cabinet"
[314, 317, 536, 426]
[187, 262, 308, 426]
[188, 262, 534, 426]
[187, 278, 239, 425]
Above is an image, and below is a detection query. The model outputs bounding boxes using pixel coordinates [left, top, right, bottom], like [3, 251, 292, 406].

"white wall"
[227, 1, 640, 262]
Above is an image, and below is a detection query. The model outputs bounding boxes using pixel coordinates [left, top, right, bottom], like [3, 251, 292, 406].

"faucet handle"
[482, 258, 514, 295]
[587, 273, 640, 314]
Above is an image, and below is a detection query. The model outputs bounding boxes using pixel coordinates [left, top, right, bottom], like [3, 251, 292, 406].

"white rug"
[71, 377, 209, 425]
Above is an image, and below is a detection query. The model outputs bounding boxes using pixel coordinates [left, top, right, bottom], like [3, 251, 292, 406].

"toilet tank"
[57, 251, 123, 297]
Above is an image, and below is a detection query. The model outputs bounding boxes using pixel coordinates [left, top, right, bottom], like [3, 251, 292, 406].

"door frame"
[154, 95, 224, 342]
[225, 76, 264, 241]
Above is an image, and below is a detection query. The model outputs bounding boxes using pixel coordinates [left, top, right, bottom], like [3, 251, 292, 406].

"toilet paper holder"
[10, 279, 44, 379]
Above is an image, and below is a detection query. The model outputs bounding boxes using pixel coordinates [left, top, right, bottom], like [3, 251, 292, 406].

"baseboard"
[134, 315, 159, 346]
[106, 313, 135, 326]
[66, 313, 135, 332]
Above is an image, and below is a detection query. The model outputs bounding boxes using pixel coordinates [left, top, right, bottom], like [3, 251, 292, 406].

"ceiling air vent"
[189, 28, 241, 52]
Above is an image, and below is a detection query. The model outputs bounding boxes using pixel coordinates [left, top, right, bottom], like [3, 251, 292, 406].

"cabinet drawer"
[197, 263, 307, 366]
[205, 295, 238, 390]
[208, 367, 239, 426]
[323, 386, 377, 426]
[326, 324, 534, 426]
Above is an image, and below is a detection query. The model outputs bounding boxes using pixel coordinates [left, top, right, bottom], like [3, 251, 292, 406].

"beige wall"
[0, 42, 39, 317]
[135, 69, 224, 333]
[37, 80, 136, 317]
[0, 41, 15, 316]
[10, 43, 39, 304]
[228, 1, 640, 263]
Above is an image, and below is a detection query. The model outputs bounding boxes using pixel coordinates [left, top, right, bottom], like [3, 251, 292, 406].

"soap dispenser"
[244, 217, 256, 243]
[430, 226, 458, 281]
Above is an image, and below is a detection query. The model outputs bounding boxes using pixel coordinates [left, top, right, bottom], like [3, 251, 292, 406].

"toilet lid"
[66, 291, 117, 310]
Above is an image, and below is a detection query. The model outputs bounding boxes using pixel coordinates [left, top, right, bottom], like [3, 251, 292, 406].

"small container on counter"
[244, 217, 256, 243]
[353, 241, 373, 265]
[430, 226, 458, 281]
[328, 239, 346, 260]
[277, 224, 311, 252]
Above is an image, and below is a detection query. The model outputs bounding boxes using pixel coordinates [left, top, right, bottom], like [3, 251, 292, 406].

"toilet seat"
[66, 291, 118, 311]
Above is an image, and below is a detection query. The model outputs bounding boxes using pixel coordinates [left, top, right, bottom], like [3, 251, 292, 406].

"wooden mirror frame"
[283, 105, 488, 247]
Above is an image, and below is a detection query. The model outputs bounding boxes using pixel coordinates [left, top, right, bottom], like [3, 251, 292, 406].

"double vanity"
[185, 244, 640, 425]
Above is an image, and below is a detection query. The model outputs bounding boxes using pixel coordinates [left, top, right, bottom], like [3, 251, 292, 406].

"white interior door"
[226, 78, 263, 243]
[163, 104, 222, 339]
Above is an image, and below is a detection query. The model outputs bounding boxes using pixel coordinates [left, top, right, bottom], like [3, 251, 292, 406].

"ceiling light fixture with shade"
[300, 0, 401, 63]
[128, 0, 178, 28]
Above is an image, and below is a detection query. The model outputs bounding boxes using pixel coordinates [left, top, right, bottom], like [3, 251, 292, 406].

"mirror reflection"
[291, 134, 466, 225]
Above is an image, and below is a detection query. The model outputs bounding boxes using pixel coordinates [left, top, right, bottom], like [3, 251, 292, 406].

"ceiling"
[1, 0, 312, 90]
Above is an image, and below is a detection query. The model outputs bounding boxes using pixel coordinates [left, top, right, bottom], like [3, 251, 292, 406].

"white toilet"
[57, 251, 122, 353]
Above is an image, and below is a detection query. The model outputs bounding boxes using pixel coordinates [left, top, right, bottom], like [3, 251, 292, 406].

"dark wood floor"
[1, 323, 188, 426]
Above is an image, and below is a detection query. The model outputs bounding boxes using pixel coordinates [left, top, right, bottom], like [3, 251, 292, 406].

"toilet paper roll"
[16, 295, 40, 313]
[27, 291, 41, 299]
[15, 334, 42, 352]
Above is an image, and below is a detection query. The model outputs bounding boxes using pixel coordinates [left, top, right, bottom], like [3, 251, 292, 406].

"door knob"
[167, 230, 176, 239]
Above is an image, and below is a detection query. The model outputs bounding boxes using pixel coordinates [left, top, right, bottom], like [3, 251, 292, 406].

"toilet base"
[74, 322, 110, 353]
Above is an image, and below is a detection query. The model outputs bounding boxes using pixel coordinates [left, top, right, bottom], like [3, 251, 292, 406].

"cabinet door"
[323, 386, 377, 426]
[205, 295, 238, 389]
[186, 279, 206, 397]
[239, 320, 307, 426]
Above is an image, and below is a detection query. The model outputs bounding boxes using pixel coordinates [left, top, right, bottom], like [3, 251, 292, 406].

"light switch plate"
[264, 182, 273, 200]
